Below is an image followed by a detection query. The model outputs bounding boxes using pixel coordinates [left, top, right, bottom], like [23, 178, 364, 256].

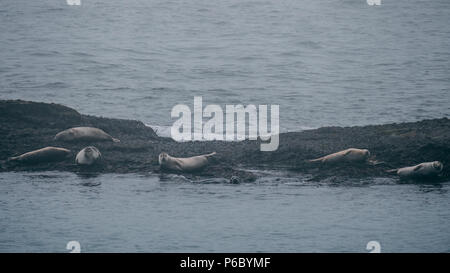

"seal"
[54, 127, 120, 143]
[309, 148, 370, 164]
[159, 152, 216, 172]
[8, 147, 71, 164]
[391, 161, 444, 179]
[76, 146, 102, 165]
[229, 176, 241, 184]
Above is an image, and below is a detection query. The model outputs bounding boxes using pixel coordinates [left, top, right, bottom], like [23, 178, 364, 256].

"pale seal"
[8, 147, 71, 164]
[159, 152, 216, 172]
[392, 161, 443, 179]
[309, 148, 370, 164]
[76, 146, 102, 165]
[54, 127, 120, 143]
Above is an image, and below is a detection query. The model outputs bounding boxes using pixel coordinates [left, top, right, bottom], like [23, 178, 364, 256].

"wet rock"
[1, 100, 449, 182]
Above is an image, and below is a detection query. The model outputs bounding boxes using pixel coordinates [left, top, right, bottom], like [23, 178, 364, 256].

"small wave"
[28, 51, 61, 57]
[103, 87, 133, 92]
[71, 52, 95, 57]
[145, 124, 255, 141]
[285, 126, 317, 132]
[30, 82, 69, 89]
[296, 40, 322, 49]
[147, 124, 172, 138]
[146, 123, 312, 140]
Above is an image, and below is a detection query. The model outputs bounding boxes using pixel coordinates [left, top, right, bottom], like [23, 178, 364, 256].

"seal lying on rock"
[8, 147, 71, 164]
[159, 152, 216, 172]
[54, 127, 120, 143]
[309, 148, 370, 164]
[76, 146, 102, 165]
[389, 161, 444, 179]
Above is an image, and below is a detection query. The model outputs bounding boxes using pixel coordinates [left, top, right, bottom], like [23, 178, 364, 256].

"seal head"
[76, 146, 102, 165]
[433, 161, 444, 172]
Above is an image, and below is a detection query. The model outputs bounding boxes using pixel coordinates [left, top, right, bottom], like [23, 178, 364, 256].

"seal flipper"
[205, 152, 216, 158]
[204, 152, 218, 165]
[413, 165, 423, 171]
[2, 157, 20, 169]
[7, 156, 19, 162]
[112, 138, 120, 143]
[367, 159, 388, 166]
[308, 157, 323, 163]
[386, 168, 399, 174]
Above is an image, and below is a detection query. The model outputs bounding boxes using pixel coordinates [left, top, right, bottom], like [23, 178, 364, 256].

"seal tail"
[367, 159, 386, 166]
[112, 138, 120, 143]
[308, 158, 322, 163]
[205, 152, 217, 158]
[7, 156, 19, 162]
[386, 169, 398, 174]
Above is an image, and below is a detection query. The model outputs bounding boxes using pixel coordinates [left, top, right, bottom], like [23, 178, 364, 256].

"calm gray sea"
[0, 0, 449, 252]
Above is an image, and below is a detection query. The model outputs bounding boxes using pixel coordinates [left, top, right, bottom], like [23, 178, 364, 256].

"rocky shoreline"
[1, 100, 449, 182]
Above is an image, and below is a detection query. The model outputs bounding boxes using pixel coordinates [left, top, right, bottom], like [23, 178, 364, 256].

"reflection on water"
[75, 172, 102, 180]
[0, 171, 449, 252]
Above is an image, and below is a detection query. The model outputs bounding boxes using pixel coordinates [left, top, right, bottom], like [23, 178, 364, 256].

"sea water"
[0, 0, 449, 252]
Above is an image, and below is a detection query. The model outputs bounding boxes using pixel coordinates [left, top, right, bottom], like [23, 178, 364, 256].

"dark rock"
[1, 100, 449, 182]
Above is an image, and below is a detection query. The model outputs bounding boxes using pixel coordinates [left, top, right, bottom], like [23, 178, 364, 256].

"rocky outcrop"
[1, 100, 449, 182]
